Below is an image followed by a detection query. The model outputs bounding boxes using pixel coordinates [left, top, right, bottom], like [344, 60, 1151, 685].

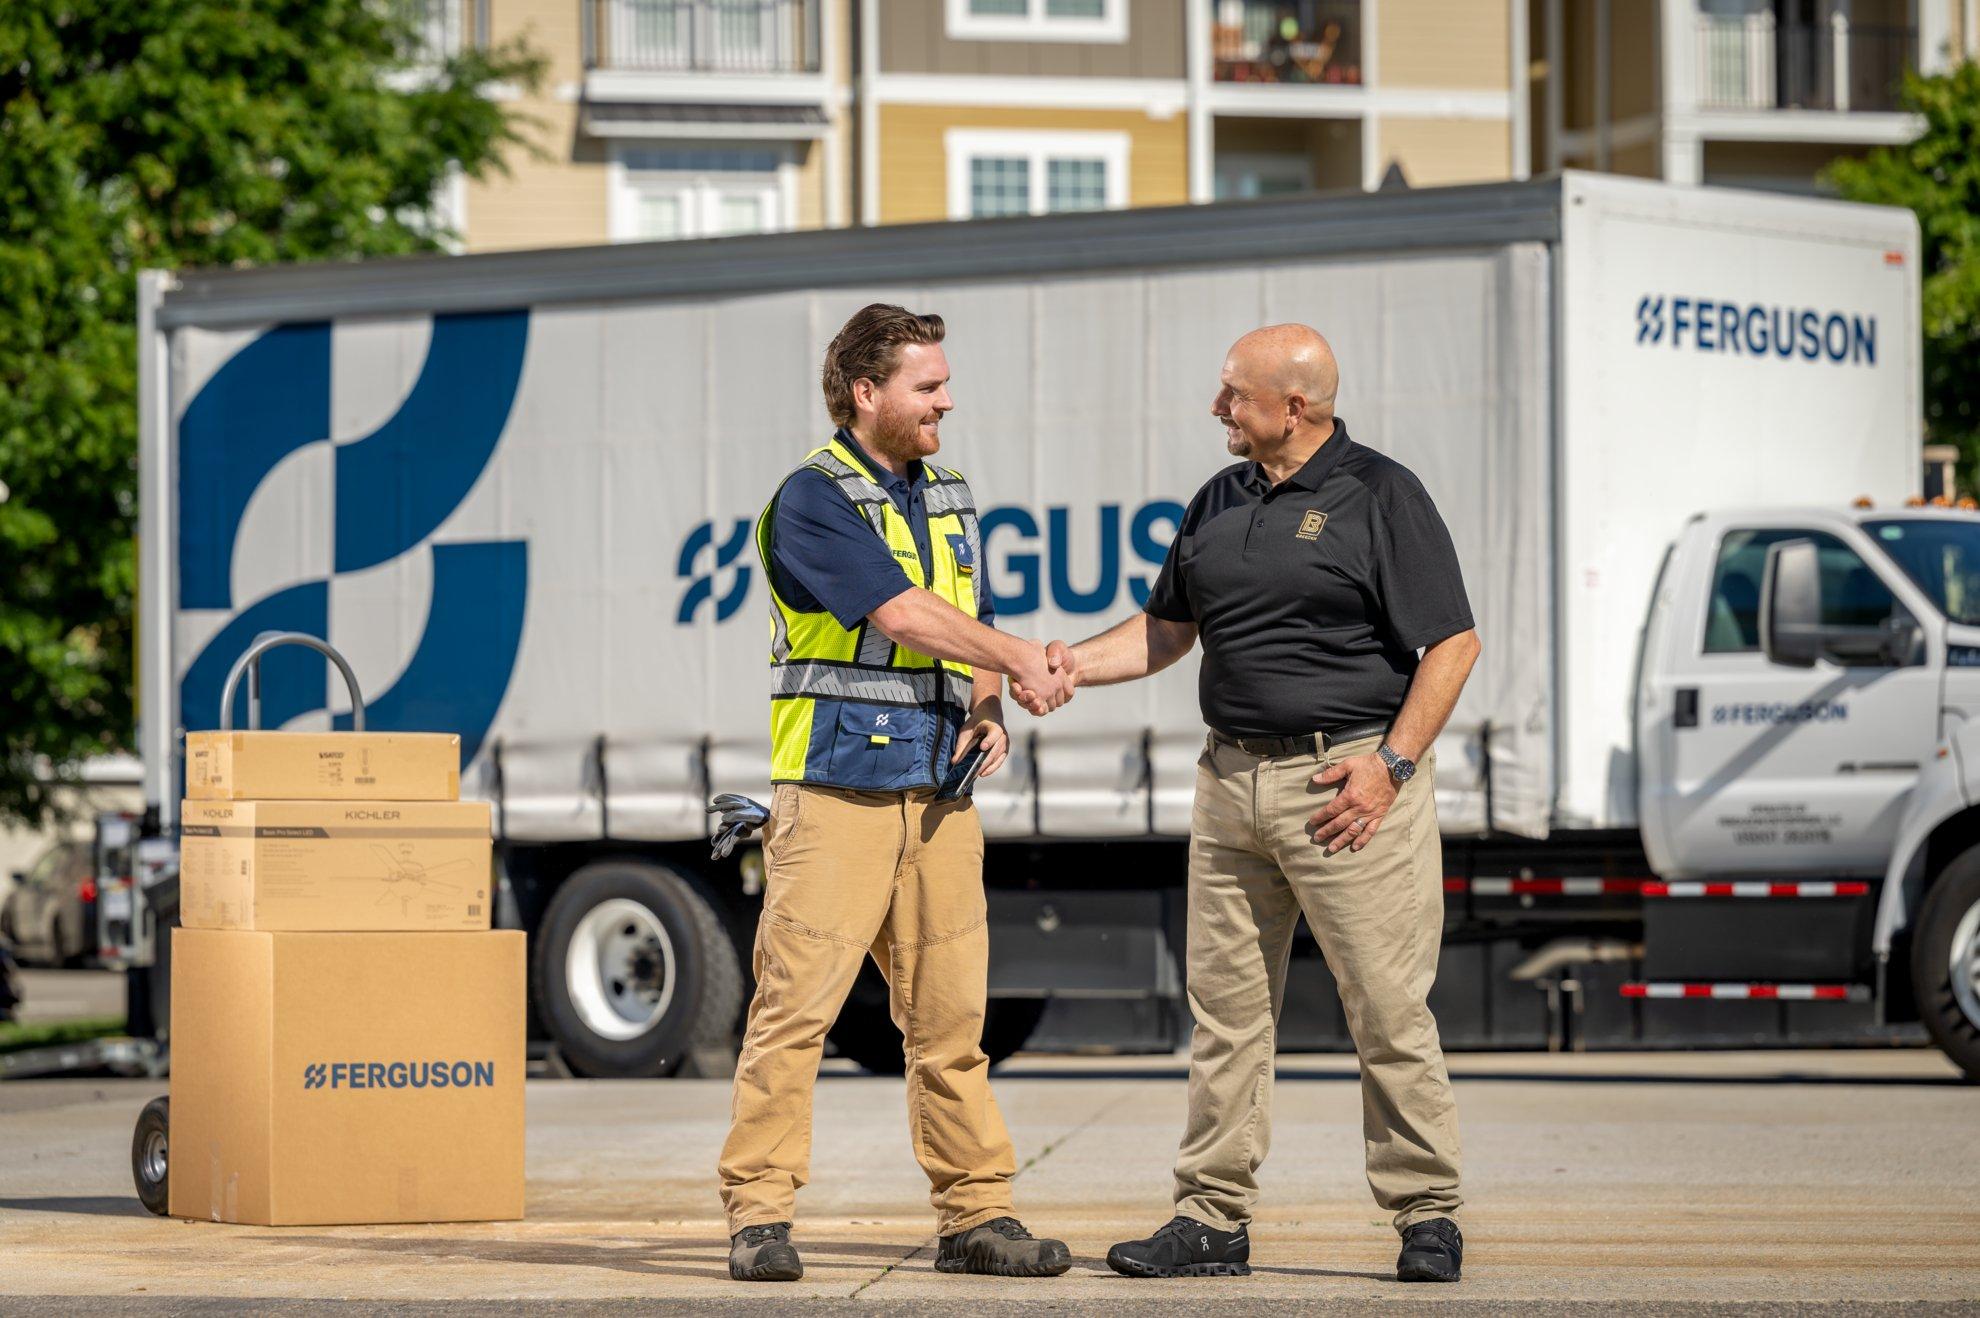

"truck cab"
[1637, 505, 1980, 1074]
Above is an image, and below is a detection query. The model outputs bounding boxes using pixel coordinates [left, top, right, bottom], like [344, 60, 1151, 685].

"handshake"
[1008, 640, 1079, 718]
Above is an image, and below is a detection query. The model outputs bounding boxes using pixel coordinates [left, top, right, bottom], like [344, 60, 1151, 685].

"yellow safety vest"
[758, 435, 984, 791]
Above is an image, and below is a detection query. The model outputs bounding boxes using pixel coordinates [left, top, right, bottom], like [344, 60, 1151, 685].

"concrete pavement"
[2, 1049, 1977, 1311]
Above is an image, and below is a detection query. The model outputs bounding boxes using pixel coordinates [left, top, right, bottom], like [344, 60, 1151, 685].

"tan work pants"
[718, 783, 1017, 1235]
[1172, 732, 1463, 1234]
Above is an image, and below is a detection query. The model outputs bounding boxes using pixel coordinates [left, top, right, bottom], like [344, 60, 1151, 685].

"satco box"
[169, 928, 525, 1225]
[186, 731, 461, 802]
[179, 799, 492, 932]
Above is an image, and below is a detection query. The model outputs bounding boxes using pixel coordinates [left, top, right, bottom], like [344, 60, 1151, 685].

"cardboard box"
[169, 928, 525, 1225]
[186, 731, 461, 802]
[180, 799, 492, 932]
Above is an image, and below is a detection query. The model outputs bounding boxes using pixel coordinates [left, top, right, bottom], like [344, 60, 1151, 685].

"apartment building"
[435, 0, 1532, 251]
[1535, 0, 1979, 191]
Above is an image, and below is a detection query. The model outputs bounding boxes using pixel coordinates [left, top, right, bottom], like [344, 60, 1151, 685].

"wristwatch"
[1376, 743, 1416, 786]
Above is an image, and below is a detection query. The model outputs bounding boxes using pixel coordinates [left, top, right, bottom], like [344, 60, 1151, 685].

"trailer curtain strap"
[769, 662, 966, 706]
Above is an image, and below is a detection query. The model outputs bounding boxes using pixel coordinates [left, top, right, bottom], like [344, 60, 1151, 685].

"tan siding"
[463, 0, 607, 251]
[1374, 116, 1511, 187]
[796, 140, 825, 230]
[879, 0, 1186, 77]
[1608, 0, 1660, 121]
[878, 104, 1187, 224]
[1378, 0, 1511, 91]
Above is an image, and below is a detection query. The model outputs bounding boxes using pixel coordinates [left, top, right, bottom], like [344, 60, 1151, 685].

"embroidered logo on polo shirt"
[1296, 510, 1328, 540]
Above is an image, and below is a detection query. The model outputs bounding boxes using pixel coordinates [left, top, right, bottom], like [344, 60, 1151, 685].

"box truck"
[121, 171, 1980, 1080]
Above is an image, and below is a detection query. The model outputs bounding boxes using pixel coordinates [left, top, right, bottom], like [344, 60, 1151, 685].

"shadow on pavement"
[267, 1232, 920, 1282]
[988, 1063, 1966, 1087]
[0, 1196, 152, 1218]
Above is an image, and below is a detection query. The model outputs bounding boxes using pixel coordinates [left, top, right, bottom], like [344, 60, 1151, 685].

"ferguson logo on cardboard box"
[1634, 295, 1876, 365]
[302, 1060, 497, 1091]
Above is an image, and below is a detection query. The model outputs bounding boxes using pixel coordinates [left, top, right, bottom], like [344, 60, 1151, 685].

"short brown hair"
[821, 303, 946, 428]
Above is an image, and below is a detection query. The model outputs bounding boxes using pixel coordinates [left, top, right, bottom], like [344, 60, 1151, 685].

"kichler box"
[178, 799, 492, 932]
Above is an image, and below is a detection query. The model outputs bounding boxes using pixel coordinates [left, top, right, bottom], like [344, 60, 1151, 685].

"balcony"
[584, 0, 821, 74]
[1211, 0, 1363, 85]
[1695, 13, 1913, 113]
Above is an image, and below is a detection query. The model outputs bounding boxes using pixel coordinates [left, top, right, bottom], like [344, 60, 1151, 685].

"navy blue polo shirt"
[766, 430, 996, 630]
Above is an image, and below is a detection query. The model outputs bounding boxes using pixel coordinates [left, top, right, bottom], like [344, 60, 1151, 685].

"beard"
[1223, 423, 1252, 457]
[870, 400, 940, 464]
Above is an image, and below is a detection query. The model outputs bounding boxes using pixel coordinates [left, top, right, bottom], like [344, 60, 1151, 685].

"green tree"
[1828, 62, 1980, 484]
[0, 2, 541, 827]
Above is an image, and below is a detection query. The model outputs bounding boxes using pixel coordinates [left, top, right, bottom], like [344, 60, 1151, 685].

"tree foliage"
[0, 2, 540, 827]
[1828, 62, 1980, 482]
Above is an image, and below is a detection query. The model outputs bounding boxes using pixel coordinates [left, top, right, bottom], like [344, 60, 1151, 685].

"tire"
[827, 962, 1046, 1075]
[533, 860, 744, 1079]
[1911, 848, 1980, 1082]
[132, 1096, 169, 1216]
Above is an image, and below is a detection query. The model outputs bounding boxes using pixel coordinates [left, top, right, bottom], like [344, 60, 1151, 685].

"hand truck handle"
[217, 632, 367, 732]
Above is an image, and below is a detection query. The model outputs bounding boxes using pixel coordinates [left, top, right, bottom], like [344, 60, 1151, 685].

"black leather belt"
[1210, 719, 1390, 758]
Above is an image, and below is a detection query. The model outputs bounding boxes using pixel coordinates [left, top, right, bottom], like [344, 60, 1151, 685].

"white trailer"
[133, 172, 1980, 1078]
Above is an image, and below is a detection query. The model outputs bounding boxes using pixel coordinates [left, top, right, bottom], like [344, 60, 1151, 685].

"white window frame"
[607, 142, 799, 243]
[944, 0, 1128, 44]
[944, 128, 1130, 220]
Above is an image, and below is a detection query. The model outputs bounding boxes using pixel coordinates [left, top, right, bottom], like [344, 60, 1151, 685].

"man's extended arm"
[1058, 612, 1199, 687]
[870, 587, 1072, 712]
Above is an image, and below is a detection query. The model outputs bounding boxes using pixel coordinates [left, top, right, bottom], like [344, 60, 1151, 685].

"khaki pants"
[718, 783, 1017, 1235]
[1172, 732, 1463, 1234]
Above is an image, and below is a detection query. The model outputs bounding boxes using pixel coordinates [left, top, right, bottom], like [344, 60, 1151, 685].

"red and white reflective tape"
[1640, 880, 1870, 899]
[1444, 877, 1650, 896]
[1620, 981, 1869, 1002]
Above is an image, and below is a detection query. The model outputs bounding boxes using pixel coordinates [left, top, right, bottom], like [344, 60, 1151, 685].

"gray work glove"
[707, 793, 771, 860]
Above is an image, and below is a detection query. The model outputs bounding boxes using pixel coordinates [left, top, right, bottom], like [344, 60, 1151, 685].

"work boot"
[934, 1216, 1072, 1276]
[1396, 1217, 1462, 1283]
[1105, 1215, 1251, 1278]
[728, 1221, 802, 1282]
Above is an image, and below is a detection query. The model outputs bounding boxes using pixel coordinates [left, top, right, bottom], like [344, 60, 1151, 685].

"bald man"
[1024, 325, 1480, 1282]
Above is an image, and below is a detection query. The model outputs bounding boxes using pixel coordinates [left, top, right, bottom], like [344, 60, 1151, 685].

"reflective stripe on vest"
[758, 436, 982, 790]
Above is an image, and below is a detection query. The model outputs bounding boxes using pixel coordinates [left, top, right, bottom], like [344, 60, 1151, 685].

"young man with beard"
[718, 303, 1075, 1283]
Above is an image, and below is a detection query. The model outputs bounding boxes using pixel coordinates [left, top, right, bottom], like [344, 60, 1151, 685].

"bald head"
[1212, 323, 1341, 471]
[1230, 323, 1339, 415]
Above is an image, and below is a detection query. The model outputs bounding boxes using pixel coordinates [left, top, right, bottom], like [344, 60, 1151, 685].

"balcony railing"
[585, 0, 821, 74]
[1696, 13, 1913, 113]
[1211, 0, 1363, 85]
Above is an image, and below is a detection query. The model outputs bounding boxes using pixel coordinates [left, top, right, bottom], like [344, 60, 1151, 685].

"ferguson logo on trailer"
[1634, 295, 1876, 365]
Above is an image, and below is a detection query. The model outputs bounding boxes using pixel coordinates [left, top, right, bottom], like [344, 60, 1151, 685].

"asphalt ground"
[1, 1049, 1976, 1313]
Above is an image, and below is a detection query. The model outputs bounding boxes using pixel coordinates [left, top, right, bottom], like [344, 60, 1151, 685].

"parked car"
[1, 839, 97, 968]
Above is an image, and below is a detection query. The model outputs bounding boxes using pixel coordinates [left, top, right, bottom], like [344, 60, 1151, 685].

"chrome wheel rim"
[142, 1127, 167, 1185]
[1950, 898, 1980, 1029]
[566, 898, 675, 1041]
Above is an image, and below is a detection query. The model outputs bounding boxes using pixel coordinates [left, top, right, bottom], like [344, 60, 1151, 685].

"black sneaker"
[934, 1216, 1072, 1277]
[728, 1221, 803, 1282]
[1106, 1215, 1252, 1278]
[1396, 1217, 1462, 1282]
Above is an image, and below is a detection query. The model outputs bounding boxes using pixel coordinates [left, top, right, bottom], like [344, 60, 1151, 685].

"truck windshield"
[1865, 519, 1980, 625]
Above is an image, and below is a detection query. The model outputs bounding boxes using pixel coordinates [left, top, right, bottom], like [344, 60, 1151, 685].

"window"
[1865, 519, 1980, 625]
[1703, 528, 1904, 656]
[946, 0, 1127, 43]
[945, 129, 1130, 220]
[611, 145, 789, 243]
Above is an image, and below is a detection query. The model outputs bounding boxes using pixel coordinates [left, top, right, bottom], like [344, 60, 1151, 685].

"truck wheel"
[827, 964, 1046, 1074]
[534, 860, 743, 1079]
[132, 1096, 169, 1216]
[1912, 852, 1980, 1082]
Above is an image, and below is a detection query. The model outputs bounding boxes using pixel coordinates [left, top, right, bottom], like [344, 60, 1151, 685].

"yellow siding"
[796, 140, 825, 231]
[878, 105, 1189, 225]
[463, 0, 609, 252]
[1379, 0, 1512, 91]
[1374, 116, 1512, 187]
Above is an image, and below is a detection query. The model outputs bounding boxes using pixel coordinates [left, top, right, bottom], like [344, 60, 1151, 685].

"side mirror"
[1761, 539, 1824, 667]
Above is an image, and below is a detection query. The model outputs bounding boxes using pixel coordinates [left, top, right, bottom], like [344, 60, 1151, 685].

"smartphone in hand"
[935, 743, 989, 802]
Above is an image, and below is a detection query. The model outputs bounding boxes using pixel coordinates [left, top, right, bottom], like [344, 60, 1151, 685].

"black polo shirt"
[1145, 419, 1473, 738]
